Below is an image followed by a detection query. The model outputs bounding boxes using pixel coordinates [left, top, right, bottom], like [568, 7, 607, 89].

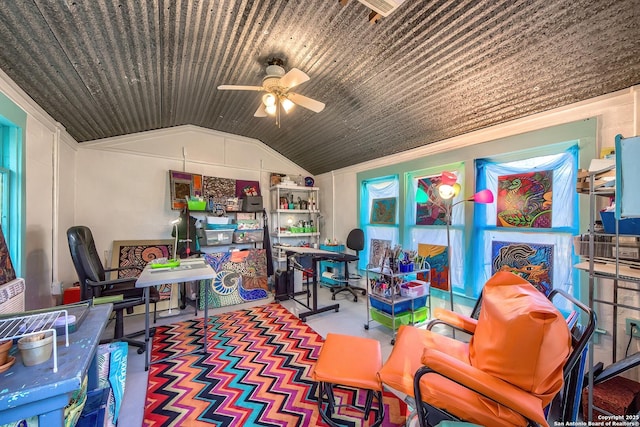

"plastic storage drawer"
[369, 309, 412, 330]
[369, 295, 428, 315]
[233, 229, 263, 243]
[204, 229, 234, 245]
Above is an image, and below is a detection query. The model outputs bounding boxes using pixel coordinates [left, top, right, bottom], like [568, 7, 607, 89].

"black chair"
[67, 225, 160, 354]
[331, 228, 367, 302]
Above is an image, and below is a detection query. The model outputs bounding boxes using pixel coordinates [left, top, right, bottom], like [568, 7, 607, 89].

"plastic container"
[369, 295, 428, 314]
[233, 229, 263, 243]
[369, 309, 412, 330]
[411, 306, 429, 324]
[204, 229, 234, 245]
[187, 199, 207, 211]
[400, 280, 430, 298]
[600, 211, 640, 235]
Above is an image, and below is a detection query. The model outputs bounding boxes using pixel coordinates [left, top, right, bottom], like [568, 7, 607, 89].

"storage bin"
[241, 196, 263, 212]
[600, 211, 640, 235]
[187, 198, 207, 211]
[204, 229, 234, 245]
[369, 295, 428, 315]
[400, 280, 430, 297]
[370, 309, 412, 330]
[233, 229, 263, 243]
[411, 306, 429, 324]
[206, 223, 238, 230]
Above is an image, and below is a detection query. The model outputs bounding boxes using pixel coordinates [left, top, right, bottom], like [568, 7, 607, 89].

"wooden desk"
[136, 259, 215, 370]
[0, 303, 112, 426]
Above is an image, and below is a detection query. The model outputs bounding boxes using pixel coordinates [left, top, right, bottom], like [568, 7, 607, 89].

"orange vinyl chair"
[378, 271, 595, 427]
[312, 333, 385, 426]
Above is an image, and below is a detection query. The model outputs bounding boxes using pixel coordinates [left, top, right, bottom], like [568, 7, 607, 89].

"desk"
[275, 246, 358, 321]
[0, 304, 112, 426]
[136, 259, 215, 370]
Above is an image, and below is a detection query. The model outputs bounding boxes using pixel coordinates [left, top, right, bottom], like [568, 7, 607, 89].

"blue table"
[0, 303, 112, 426]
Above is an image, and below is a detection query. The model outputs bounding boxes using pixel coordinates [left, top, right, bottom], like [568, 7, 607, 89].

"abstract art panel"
[111, 239, 175, 298]
[202, 176, 236, 200]
[0, 226, 16, 286]
[496, 171, 553, 228]
[491, 241, 553, 295]
[416, 175, 447, 226]
[369, 239, 392, 269]
[370, 198, 397, 225]
[418, 243, 448, 291]
[200, 249, 269, 309]
[169, 170, 203, 210]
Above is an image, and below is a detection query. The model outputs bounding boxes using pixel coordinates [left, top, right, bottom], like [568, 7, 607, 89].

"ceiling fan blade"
[280, 68, 310, 89]
[254, 104, 267, 117]
[287, 92, 325, 113]
[217, 85, 264, 91]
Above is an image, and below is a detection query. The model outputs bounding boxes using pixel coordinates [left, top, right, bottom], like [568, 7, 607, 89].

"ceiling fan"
[217, 58, 325, 126]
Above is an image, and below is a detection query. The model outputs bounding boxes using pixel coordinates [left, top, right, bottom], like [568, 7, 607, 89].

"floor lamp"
[159, 217, 183, 318]
[437, 175, 494, 314]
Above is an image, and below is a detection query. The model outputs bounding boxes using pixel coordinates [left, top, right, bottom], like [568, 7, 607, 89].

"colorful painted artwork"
[200, 249, 269, 309]
[369, 239, 392, 269]
[110, 239, 175, 298]
[0, 226, 16, 286]
[416, 175, 447, 226]
[169, 170, 203, 210]
[202, 176, 236, 200]
[235, 180, 261, 197]
[491, 241, 553, 295]
[370, 198, 397, 225]
[418, 243, 448, 290]
[496, 171, 553, 228]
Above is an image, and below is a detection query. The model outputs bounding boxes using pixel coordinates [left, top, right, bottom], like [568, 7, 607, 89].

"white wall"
[72, 125, 310, 281]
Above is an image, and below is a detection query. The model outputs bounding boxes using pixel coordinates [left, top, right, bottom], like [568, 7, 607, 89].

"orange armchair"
[379, 271, 595, 427]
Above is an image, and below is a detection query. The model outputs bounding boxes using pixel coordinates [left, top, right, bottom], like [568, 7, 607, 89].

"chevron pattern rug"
[144, 303, 407, 426]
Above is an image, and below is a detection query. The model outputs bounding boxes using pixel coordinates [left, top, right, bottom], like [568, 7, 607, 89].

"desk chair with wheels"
[67, 225, 160, 354]
[378, 271, 595, 427]
[330, 228, 367, 302]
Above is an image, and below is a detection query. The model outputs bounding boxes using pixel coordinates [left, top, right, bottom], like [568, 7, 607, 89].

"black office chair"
[331, 228, 367, 302]
[67, 225, 160, 354]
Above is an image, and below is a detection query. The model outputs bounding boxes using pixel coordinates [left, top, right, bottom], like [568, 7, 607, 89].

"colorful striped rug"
[144, 302, 407, 426]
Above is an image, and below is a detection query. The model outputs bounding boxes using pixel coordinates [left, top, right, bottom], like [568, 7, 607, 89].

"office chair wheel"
[331, 294, 336, 300]
[137, 347, 145, 355]
[364, 324, 369, 330]
[353, 296, 358, 302]
[361, 290, 366, 296]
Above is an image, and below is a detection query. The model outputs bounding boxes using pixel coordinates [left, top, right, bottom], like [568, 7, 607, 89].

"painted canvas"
[0, 226, 16, 285]
[202, 176, 236, 200]
[235, 180, 261, 197]
[416, 175, 448, 226]
[491, 241, 553, 295]
[370, 198, 397, 225]
[111, 239, 175, 298]
[418, 243, 448, 290]
[169, 170, 203, 210]
[369, 239, 392, 269]
[200, 249, 269, 309]
[496, 171, 553, 228]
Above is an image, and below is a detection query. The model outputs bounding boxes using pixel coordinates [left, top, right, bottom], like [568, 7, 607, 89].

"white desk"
[135, 259, 215, 370]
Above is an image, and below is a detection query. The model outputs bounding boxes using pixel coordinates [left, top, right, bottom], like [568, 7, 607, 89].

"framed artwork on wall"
[370, 197, 397, 225]
[418, 243, 448, 290]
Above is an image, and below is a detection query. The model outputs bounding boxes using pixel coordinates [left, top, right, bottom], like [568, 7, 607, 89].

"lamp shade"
[473, 189, 494, 204]
[440, 171, 457, 186]
[416, 187, 429, 204]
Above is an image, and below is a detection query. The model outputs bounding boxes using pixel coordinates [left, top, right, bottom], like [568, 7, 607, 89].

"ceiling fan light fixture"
[265, 104, 277, 116]
[281, 98, 295, 113]
[262, 93, 276, 107]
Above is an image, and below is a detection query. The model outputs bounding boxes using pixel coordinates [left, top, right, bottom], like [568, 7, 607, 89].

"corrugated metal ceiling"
[0, 1, 639, 175]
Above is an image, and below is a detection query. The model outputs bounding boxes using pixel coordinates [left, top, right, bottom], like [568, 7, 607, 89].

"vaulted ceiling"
[0, 1, 639, 175]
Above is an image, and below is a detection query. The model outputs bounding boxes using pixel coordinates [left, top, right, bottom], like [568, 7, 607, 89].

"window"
[360, 176, 399, 271]
[0, 101, 26, 277]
